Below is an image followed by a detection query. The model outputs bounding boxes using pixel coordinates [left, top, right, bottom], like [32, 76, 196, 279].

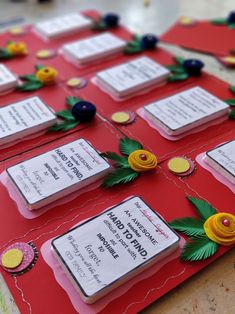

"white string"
[13, 276, 32, 314]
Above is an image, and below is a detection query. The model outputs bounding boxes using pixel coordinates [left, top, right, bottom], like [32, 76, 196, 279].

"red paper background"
[0, 10, 234, 314]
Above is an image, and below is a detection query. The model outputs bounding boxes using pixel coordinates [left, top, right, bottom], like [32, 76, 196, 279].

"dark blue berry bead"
[71, 101, 96, 122]
[103, 13, 120, 27]
[227, 11, 235, 24]
[183, 59, 204, 76]
[140, 34, 159, 50]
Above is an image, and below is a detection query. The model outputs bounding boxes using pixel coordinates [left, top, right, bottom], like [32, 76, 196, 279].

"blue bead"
[103, 13, 120, 27]
[183, 59, 204, 76]
[227, 11, 235, 24]
[71, 101, 96, 122]
[140, 34, 159, 50]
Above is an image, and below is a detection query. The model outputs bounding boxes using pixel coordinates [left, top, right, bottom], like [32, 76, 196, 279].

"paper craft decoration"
[161, 13, 235, 57]
[18, 65, 58, 91]
[62, 33, 127, 66]
[92, 13, 120, 30]
[0, 41, 28, 60]
[140, 86, 229, 138]
[5, 138, 111, 210]
[124, 34, 159, 54]
[102, 137, 158, 187]
[51, 196, 180, 303]
[95, 56, 170, 100]
[34, 12, 93, 40]
[170, 196, 235, 261]
[49, 96, 96, 132]
[0, 64, 18, 92]
[204, 140, 235, 185]
[0, 96, 56, 146]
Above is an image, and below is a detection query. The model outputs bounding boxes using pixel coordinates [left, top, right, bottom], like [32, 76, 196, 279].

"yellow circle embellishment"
[204, 213, 235, 246]
[168, 157, 190, 174]
[35, 67, 58, 84]
[7, 42, 28, 56]
[111, 112, 130, 123]
[1, 249, 24, 269]
[36, 50, 51, 59]
[128, 149, 157, 172]
[223, 57, 235, 64]
[9, 26, 25, 35]
[66, 78, 81, 87]
[179, 16, 194, 25]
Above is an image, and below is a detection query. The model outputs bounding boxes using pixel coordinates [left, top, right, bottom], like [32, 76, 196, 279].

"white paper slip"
[0, 64, 18, 93]
[0, 96, 56, 146]
[63, 33, 126, 65]
[52, 196, 180, 304]
[96, 57, 170, 98]
[34, 13, 92, 39]
[6, 139, 111, 210]
[205, 140, 235, 184]
[144, 87, 230, 135]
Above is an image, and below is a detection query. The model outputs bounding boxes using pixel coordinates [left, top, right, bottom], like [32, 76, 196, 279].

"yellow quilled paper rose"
[7, 42, 28, 56]
[35, 67, 58, 85]
[204, 213, 235, 246]
[128, 149, 157, 172]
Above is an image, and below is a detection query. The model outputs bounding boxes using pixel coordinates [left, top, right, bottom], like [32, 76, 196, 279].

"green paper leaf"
[20, 75, 39, 82]
[187, 196, 217, 220]
[211, 18, 227, 25]
[119, 137, 143, 156]
[92, 21, 108, 31]
[229, 108, 235, 119]
[133, 34, 142, 42]
[229, 85, 235, 94]
[225, 99, 235, 106]
[228, 23, 235, 29]
[123, 45, 143, 54]
[166, 64, 185, 73]
[35, 64, 45, 71]
[17, 81, 44, 91]
[101, 152, 129, 168]
[66, 96, 83, 107]
[48, 120, 80, 132]
[102, 168, 139, 187]
[56, 110, 75, 121]
[168, 72, 189, 82]
[174, 56, 185, 65]
[181, 236, 219, 261]
[169, 217, 205, 237]
[0, 48, 12, 59]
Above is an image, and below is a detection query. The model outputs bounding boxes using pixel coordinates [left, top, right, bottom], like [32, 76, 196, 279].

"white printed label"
[0, 96, 56, 144]
[7, 139, 110, 207]
[63, 33, 126, 63]
[0, 64, 17, 92]
[35, 13, 92, 39]
[207, 140, 235, 177]
[144, 87, 229, 134]
[96, 57, 170, 96]
[52, 196, 179, 298]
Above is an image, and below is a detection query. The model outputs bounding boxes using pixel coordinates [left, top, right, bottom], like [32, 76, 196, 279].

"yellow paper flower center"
[35, 67, 58, 84]
[128, 149, 157, 172]
[204, 213, 235, 246]
[7, 42, 28, 56]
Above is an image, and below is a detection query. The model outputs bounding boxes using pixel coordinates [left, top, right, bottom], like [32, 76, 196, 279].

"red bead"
[140, 154, 147, 161]
[222, 218, 230, 227]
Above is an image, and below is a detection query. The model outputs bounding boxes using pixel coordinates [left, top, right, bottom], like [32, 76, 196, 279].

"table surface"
[0, 1, 234, 313]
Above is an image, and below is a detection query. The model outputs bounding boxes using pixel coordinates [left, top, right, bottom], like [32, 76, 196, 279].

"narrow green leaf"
[102, 168, 139, 187]
[119, 137, 143, 156]
[92, 21, 108, 30]
[66, 96, 82, 107]
[181, 237, 219, 261]
[133, 34, 142, 42]
[20, 75, 39, 82]
[35, 64, 45, 71]
[174, 56, 185, 65]
[101, 152, 129, 168]
[48, 120, 80, 132]
[169, 217, 205, 237]
[225, 99, 235, 106]
[211, 18, 227, 25]
[56, 110, 75, 121]
[166, 64, 186, 73]
[187, 196, 217, 220]
[168, 72, 189, 82]
[17, 81, 44, 91]
[229, 108, 235, 119]
[123, 45, 143, 54]
[0, 48, 12, 59]
[229, 85, 235, 94]
[228, 23, 235, 29]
